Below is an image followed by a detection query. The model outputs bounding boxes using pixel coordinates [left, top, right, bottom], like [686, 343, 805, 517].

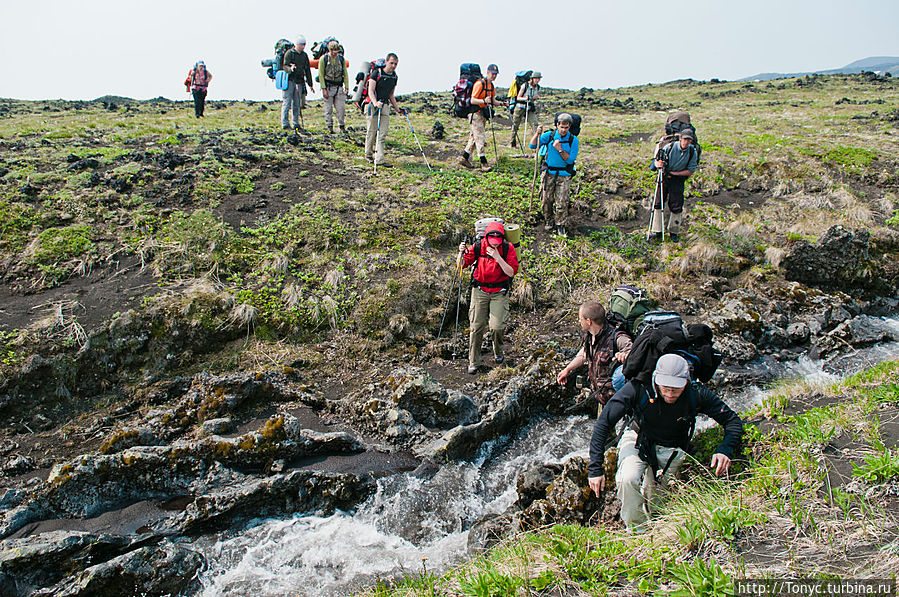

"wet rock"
[787, 322, 810, 344]
[830, 315, 899, 347]
[713, 334, 759, 364]
[387, 367, 478, 429]
[708, 289, 765, 342]
[45, 540, 203, 597]
[200, 417, 235, 436]
[519, 456, 603, 527]
[3, 454, 34, 475]
[467, 512, 518, 553]
[515, 463, 564, 510]
[782, 226, 886, 293]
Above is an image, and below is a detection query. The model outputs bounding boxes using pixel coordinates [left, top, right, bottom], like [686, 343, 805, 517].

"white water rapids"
[192, 318, 899, 597]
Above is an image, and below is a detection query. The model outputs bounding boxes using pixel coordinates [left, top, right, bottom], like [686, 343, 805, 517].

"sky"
[0, 0, 897, 102]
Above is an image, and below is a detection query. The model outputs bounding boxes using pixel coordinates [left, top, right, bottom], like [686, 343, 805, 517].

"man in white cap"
[586, 353, 743, 531]
[282, 35, 314, 130]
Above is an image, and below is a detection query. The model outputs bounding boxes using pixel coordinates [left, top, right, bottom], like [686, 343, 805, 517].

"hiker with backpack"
[184, 61, 212, 118]
[457, 221, 519, 374]
[460, 64, 505, 172]
[648, 127, 698, 242]
[587, 354, 743, 531]
[510, 71, 541, 149]
[530, 113, 579, 237]
[557, 301, 634, 415]
[281, 36, 314, 131]
[319, 41, 349, 134]
[365, 53, 405, 167]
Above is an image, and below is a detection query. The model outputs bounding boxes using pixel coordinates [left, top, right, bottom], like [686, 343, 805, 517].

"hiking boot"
[480, 163, 492, 173]
[365, 155, 374, 163]
[543, 224, 554, 233]
[510, 138, 517, 148]
[281, 125, 291, 130]
[668, 233, 680, 243]
[647, 232, 662, 243]
[556, 226, 568, 238]
[339, 125, 347, 134]
[327, 126, 334, 134]
[494, 355, 504, 364]
[467, 365, 478, 375]
[459, 156, 475, 169]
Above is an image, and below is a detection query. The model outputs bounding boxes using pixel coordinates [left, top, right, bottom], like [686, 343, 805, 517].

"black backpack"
[452, 63, 482, 118]
[554, 112, 582, 137]
[622, 311, 723, 385]
[659, 111, 702, 164]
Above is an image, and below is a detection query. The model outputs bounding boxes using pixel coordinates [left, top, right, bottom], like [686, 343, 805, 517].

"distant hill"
[740, 56, 899, 81]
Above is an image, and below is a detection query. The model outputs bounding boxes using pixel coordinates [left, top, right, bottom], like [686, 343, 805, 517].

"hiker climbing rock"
[319, 40, 349, 134]
[510, 71, 541, 149]
[457, 222, 519, 374]
[648, 122, 699, 242]
[587, 354, 743, 531]
[365, 53, 405, 167]
[531, 113, 579, 237]
[184, 61, 212, 118]
[282, 36, 314, 131]
[557, 301, 633, 415]
[460, 64, 505, 172]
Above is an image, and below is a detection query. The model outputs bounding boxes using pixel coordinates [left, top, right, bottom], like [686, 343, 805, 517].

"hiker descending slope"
[648, 114, 700, 242]
[530, 113, 579, 237]
[365, 53, 405, 167]
[457, 221, 519, 374]
[587, 354, 743, 531]
[184, 61, 212, 118]
[510, 71, 541, 149]
[282, 36, 314, 131]
[319, 40, 349, 134]
[557, 301, 634, 416]
[459, 64, 505, 172]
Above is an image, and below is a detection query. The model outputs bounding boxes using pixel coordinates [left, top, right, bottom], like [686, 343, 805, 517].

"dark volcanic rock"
[781, 226, 885, 293]
[66, 158, 99, 172]
[519, 456, 603, 528]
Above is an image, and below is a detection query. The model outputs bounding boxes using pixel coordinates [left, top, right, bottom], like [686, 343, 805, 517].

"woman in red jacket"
[184, 61, 212, 118]
[457, 222, 519, 374]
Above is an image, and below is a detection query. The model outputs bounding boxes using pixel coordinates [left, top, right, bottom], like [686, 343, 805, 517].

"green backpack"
[608, 285, 654, 335]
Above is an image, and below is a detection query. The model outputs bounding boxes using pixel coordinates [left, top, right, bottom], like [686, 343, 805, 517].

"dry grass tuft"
[227, 303, 257, 330]
[671, 241, 723, 276]
[283, 283, 303, 309]
[765, 247, 786, 269]
[602, 197, 636, 222]
[262, 253, 289, 274]
[511, 278, 535, 310]
[324, 269, 346, 288]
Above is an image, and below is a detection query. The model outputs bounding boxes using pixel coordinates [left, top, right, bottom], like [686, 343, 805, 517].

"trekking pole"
[489, 109, 499, 167]
[404, 111, 432, 174]
[528, 142, 540, 216]
[374, 107, 382, 174]
[660, 168, 667, 243]
[646, 169, 661, 240]
[521, 101, 530, 158]
[452, 260, 464, 359]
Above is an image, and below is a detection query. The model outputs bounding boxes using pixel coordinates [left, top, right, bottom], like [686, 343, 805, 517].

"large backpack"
[658, 111, 702, 164]
[622, 311, 723, 385]
[538, 129, 578, 176]
[507, 70, 533, 110]
[311, 36, 343, 60]
[452, 63, 482, 118]
[554, 112, 582, 137]
[261, 38, 293, 80]
[354, 58, 387, 111]
[608, 285, 654, 336]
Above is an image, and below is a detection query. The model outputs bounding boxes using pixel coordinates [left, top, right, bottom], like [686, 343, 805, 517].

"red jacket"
[461, 222, 519, 293]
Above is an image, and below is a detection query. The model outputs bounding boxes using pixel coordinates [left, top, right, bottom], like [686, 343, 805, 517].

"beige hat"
[328, 40, 339, 50]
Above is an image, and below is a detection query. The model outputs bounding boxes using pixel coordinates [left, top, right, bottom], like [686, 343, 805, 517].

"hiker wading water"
[587, 354, 743, 531]
[319, 41, 349, 134]
[460, 64, 504, 172]
[510, 71, 541, 148]
[282, 36, 314, 130]
[184, 61, 212, 118]
[649, 128, 698, 242]
[458, 222, 519, 374]
[531, 114, 579, 237]
[557, 302, 633, 415]
[365, 53, 405, 167]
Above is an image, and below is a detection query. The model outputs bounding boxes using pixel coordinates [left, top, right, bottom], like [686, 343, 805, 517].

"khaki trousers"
[323, 86, 347, 128]
[365, 103, 390, 164]
[615, 428, 686, 531]
[511, 103, 537, 145]
[468, 287, 510, 367]
[465, 111, 488, 158]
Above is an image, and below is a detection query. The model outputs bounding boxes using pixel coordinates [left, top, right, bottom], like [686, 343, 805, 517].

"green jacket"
[318, 53, 350, 89]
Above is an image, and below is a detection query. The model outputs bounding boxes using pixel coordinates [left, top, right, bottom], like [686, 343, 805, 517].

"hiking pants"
[511, 103, 537, 146]
[615, 428, 686, 531]
[465, 111, 488, 158]
[323, 85, 347, 129]
[281, 81, 305, 128]
[650, 175, 686, 235]
[191, 89, 207, 117]
[540, 172, 571, 227]
[365, 103, 391, 165]
[468, 287, 510, 367]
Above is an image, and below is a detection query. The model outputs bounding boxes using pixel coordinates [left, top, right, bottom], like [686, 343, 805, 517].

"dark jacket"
[587, 380, 743, 478]
[284, 48, 313, 87]
[622, 321, 716, 385]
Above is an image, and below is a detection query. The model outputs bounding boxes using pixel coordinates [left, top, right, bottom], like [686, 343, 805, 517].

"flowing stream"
[192, 319, 899, 597]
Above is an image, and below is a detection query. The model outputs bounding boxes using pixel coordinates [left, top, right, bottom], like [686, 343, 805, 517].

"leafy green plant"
[663, 558, 732, 597]
[459, 567, 521, 597]
[853, 447, 899, 482]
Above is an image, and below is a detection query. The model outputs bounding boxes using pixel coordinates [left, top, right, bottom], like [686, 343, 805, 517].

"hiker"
[282, 36, 314, 131]
[319, 40, 349, 134]
[457, 222, 519, 374]
[587, 354, 743, 531]
[530, 114, 579, 237]
[365, 53, 405, 166]
[557, 301, 633, 414]
[460, 64, 504, 172]
[648, 128, 698, 242]
[510, 71, 541, 148]
[184, 61, 212, 118]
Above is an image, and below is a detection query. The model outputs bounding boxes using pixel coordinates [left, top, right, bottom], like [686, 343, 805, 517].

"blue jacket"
[531, 130, 578, 177]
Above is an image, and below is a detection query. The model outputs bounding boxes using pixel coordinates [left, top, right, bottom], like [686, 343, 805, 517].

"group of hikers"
[186, 42, 722, 533]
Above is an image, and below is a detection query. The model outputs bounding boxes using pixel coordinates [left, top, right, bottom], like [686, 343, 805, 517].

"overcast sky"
[1, 0, 896, 101]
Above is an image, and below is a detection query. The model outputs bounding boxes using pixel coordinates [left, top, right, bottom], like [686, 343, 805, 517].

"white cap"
[296, 35, 306, 45]
[652, 354, 690, 388]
